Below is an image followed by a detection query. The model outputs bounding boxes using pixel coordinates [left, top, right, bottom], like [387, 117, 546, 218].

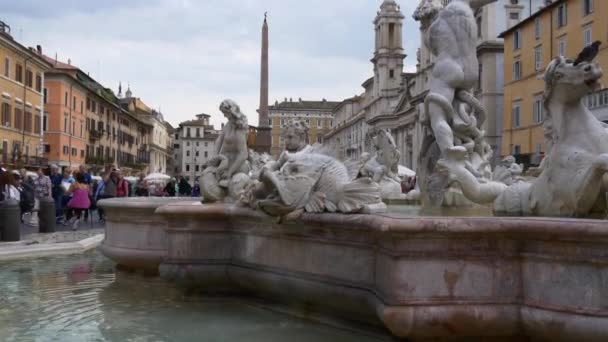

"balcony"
[89, 129, 103, 142]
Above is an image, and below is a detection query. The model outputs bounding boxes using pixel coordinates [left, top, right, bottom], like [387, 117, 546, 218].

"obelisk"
[256, 12, 272, 153]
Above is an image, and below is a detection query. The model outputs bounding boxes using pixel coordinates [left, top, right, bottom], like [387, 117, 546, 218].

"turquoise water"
[0, 251, 386, 342]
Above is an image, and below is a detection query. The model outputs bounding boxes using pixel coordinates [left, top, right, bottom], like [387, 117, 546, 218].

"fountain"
[99, 1, 608, 340]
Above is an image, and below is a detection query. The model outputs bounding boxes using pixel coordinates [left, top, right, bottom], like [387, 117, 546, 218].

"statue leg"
[426, 80, 456, 155]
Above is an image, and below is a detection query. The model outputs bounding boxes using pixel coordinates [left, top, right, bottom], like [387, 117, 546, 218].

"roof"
[499, 0, 564, 38]
[42, 55, 78, 70]
[269, 99, 340, 111]
[0, 33, 53, 70]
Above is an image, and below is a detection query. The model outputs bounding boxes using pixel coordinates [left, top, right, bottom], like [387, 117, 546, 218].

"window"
[186, 150, 190, 157]
[72, 120, 76, 135]
[584, 27, 592, 47]
[534, 17, 541, 39]
[317, 119, 322, 128]
[557, 3, 567, 28]
[43, 88, 48, 103]
[186, 127, 191, 137]
[80, 121, 83, 137]
[512, 60, 521, 81]
[388, 23, 395, 47]
[196, 128, 200, 137]
[64, 115, 68, 133]
[25, 69, 33, 88]
[583, 0, 594, 16]
[43, 114, 48, 132]
[195, 151, 199, 157]
[204, 151, 208, 158]
[63, 146, 69, 155]
[3, 57, 8, 77]
[14, 108, 22, 130]
[268, 118, 272, 126]
[73, 96, 76, 110]
[534, 47, 542, 71]
[558, 38, 567, 57]
[71, 148, 77, 156]
[204, 142, 208, 147]
[80, 101, 83, 113]
[513, 30, 522, 50]
[32, 72, 42, 92]
[510, 12, 520, 20]
[477, 15, 482, 38]
[513, 145, 521, 155]
[34, 114, 41, 134]
[15, 64, 22, 83]
[1, 103, 10, 127]
[81, 150, 85, 158]
[24, 111, 32, 132]
[186, 164, 190, 172]
[512, 104, 521, 128]
[533, 96, 544, 123]
[389, 69, 394, 79]
[64, 92, 68, 106]
[195, 165, 200, 172]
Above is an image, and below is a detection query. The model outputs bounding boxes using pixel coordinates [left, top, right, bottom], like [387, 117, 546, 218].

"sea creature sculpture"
[438, 57, 608, 217]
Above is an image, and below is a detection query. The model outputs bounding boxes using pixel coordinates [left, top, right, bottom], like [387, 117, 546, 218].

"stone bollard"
[38, 197, 56, 233]
[0, 198, 21, 242]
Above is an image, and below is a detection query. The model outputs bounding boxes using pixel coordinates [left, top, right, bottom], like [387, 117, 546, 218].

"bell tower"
[372, 0, 405, 98]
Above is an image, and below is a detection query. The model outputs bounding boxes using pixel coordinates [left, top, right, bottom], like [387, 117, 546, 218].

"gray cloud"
[3, 0, 421, 127]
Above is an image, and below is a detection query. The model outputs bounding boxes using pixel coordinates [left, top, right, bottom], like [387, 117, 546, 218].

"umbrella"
[398, 165, 416, 178]
[144, 173, 171, 181]
[91, 175, 102, 182]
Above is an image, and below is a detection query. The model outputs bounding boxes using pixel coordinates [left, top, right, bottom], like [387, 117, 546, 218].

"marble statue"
[414, 0, 497, 207]
[239, 118, 386, 218]
[491, 156, 523, 186]
[356, 129, 404, 200]
[201, 99, 251, 202]
[241, 150, 386, 218]
[437, 57, 608, 217]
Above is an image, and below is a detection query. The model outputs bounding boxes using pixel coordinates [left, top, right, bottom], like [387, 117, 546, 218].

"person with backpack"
[16, 173, 35, 224]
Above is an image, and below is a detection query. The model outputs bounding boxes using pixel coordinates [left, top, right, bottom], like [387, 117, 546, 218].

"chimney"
[284, 97, 287, 102]
[298, 97, 302, 102]
[68, 58, 71, 65]
[36, 45, 42, 55]
[289, 97, 292, 102]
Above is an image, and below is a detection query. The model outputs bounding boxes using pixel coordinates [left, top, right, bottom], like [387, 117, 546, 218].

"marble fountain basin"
[99, 198, 608, 341]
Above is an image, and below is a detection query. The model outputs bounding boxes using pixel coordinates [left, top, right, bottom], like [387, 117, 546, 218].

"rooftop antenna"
[54, 52, 57, 66]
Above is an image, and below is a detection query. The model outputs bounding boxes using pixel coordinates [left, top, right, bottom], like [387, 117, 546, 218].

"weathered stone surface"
[100, 200, 608, 340]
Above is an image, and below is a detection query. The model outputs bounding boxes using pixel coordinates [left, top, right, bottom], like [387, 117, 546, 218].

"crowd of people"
[0, 164, 201, 231]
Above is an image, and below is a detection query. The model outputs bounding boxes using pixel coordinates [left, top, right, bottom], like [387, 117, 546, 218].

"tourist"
[16, 173, 35, 223]
[134, 174, 149, 197]
[65, 172, 91, 230]
[79, 164, 92, 185]
[164, 179, 176, 197]
[178, 176, 191, 196]
[49, 164, 63, 223]
[116, 171, 129, 198]
[31, 167, 52, 226]
[97, 166, 118, 222]
[1, 171, 20, 201]
[192, 183, 201, 197]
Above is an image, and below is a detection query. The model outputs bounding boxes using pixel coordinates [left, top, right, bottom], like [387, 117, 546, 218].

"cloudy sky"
[4, 0, 421, 128]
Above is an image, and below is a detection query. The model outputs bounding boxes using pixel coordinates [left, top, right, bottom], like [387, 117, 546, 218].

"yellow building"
[500, 0, 605, 165]
[268, 98, 339, 158]
[0, 21, 52, 167]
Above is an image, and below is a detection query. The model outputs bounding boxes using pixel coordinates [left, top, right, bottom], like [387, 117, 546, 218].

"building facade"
[0, 21, 51, 168]
[174, 113, 219, 184]
[119, 88, 172, 174]
[268, 98, 339, 158]
[501, 0, 604, 165]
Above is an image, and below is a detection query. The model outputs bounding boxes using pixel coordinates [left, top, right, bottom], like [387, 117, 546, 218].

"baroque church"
[323, 0, 427, 171]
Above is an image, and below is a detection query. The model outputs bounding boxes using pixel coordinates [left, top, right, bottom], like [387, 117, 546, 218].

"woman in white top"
[1, 171, 20, 201]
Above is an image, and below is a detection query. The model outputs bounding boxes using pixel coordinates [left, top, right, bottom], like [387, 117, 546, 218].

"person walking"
[31, 167, 52, 226]
[49, 164, 63, 223]
[97, 166, 118, 222]
[65, 172, 91, 230]
[116, 172, 129, 198]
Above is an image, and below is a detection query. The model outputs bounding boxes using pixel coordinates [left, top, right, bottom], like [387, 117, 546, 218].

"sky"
[3, 0, 421, 128]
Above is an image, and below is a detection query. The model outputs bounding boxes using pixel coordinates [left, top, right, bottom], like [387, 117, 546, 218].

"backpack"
[20, 182, 35, 212]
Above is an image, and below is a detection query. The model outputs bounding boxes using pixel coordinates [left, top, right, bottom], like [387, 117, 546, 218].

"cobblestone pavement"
[19, 211, 105, 236]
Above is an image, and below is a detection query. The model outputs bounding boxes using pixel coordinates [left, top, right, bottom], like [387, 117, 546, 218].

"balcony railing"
[89, 129, 103, 141]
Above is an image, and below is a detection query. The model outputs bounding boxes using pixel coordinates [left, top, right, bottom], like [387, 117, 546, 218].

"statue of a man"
[417, 0, 496, 159]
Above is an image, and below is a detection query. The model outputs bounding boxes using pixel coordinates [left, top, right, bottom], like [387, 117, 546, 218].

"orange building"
[42, 58, 88, 167]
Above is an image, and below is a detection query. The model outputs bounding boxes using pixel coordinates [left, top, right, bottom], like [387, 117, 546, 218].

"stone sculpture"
[437, 57, 608, 217]
[242, 150, 385, 218]
[491, 156, 523, 186]
[356, 129, 404, 200]
[414, 0, 497, 207]
[201, 99, 251, 202]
